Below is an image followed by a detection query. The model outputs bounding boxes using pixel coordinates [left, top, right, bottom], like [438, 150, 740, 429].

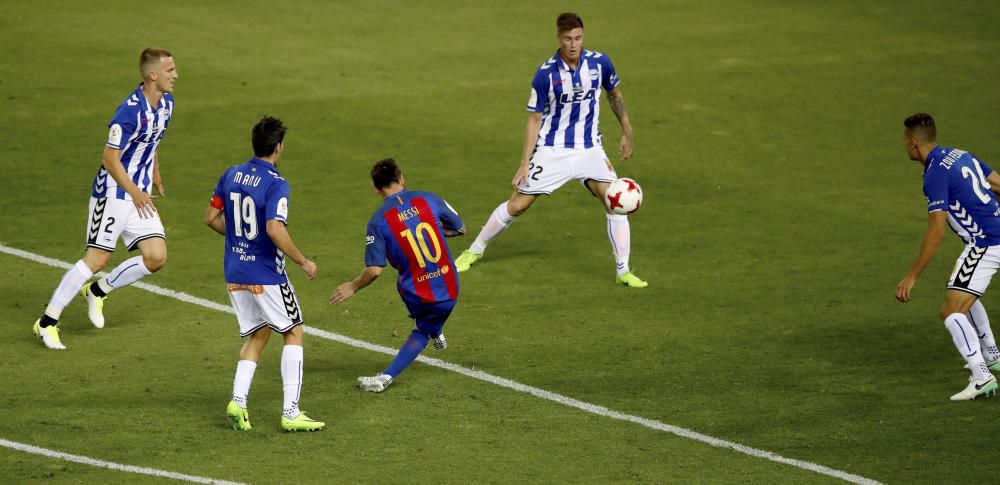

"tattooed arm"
[607, 87, 633, 160]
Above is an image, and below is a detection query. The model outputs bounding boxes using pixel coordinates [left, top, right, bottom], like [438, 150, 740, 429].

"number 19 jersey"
[365, 190, 463, 307]
[923, 146, 1000, 247]
[211, 157, 291, 284]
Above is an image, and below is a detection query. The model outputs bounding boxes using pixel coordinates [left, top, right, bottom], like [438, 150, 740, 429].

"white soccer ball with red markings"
[604, 177, 643, 215]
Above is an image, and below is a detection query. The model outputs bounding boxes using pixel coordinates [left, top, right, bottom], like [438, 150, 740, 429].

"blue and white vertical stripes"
[92, 84, 174, 201]
[527, 49, 620, 150]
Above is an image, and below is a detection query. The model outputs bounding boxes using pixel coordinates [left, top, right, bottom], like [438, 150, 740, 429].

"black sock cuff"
[39, 314, 58, 327]
[89, 281, 107, 298]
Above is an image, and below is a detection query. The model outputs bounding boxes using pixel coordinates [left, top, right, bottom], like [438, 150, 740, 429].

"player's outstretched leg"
[279, 343, 324, 431]
[968, 300, 1000, 371]
[607, 213, 647, 288]
[358, 330, 430, 393]
[457, 201, 520, 272]
[34, 260, 96, 349]
[945, 313, 997, 400]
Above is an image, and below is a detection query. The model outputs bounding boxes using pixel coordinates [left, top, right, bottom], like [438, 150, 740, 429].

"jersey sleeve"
[599, 55, 621, 92]
[363, 219, 388, 267]
[106, 105, 138, 150]
[434, 194, 464, 231]
[526, 70, 550, 113]
[265, 180, 291, 223]
[923, 169, 949, 213]
[210, 171, 227, 210]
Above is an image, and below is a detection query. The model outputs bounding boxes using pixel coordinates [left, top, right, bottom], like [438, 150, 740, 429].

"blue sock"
[384, 330, 430, 378]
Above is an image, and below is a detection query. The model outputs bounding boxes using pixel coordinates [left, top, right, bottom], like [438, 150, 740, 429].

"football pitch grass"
[1, 0, 999, 483]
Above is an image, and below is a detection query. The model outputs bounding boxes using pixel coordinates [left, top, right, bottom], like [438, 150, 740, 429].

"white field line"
[0, 438, 246, 485]
[0, 243, 882, 485]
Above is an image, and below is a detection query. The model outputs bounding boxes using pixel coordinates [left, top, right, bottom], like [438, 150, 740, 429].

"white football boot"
[81, 286, 106, 328]
[431, 333, 447, 350]
[357, 373, 393, 393]
[33, 319, 66, 350]
[950, 375, 998, 401]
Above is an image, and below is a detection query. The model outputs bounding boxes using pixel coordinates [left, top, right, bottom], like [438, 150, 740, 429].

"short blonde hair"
[139, 48, 172, 79]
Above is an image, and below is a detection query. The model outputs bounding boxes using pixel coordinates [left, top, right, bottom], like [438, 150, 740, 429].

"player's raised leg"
[942, 291, 997, 400]
[967, 300, 1000, 371]
[84, 237, 167, 328]
[588, 179, 646, 288]
[359, 303, 453, 393]
[457, 192, 535, 272]
[278, 325, 324, 431]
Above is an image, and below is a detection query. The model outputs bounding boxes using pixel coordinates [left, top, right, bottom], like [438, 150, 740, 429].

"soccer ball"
[604, 178, 643, 215]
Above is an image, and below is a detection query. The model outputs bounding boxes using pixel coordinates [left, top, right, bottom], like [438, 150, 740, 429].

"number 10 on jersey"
[399, 222, 442, 268]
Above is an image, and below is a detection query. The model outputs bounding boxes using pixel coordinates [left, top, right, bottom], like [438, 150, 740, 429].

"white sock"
[469, 201, 517, 254]
[281, 345, 303, 419]
[231, 360, 257, 409]
[607, 213, 631, 276]
[944, 313, 990, 380]
[968, 300, 1000, 361]
[102, 256, 152, 292]
[45, 260, 93, 320]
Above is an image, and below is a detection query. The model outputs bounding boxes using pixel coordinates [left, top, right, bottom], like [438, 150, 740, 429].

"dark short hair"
[252, 116, 286, 157]
[371, 158, 402, 190]
[139, 47, 172, 78]
[557, 12, 584, 34]
[904, 113, 936, 142]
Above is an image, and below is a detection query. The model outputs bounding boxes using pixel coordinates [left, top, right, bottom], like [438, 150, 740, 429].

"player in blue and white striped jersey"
[455, 12, 647, 288]
[896, 113, 1000, 400]
[32, 48, 178, 350]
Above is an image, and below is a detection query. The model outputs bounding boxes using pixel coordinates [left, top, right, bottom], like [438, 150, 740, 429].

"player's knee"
[83, 252, 110, 273]
[507, 201, 529, 217]
[144, 251, 167, 272]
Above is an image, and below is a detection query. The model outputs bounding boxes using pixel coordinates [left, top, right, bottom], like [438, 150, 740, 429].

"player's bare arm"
[607, 87, 633, 160]
[152, 152, 165, 198]
[265, 219, 316, 280]
[513, 112, 544, 189]
[329, 266, 383, 304]
[986, 171, 1000, 196]
[444, 226, 466, 237]
[896, 210, 948, 303]
[103, 146, 156, 218]
[203, 205, 225, 235]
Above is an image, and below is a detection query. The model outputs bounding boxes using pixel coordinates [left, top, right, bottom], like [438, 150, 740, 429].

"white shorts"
[518, 146, 617, 196]
[227, 282, 303, 337]
[947, 245, 1000, 297]
[86, 197, 166, 252]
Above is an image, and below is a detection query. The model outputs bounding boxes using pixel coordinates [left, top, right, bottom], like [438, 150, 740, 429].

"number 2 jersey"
[210, 157, 291, 285]
[923, 145, 1000, 247]
[365, 190, 463, 307]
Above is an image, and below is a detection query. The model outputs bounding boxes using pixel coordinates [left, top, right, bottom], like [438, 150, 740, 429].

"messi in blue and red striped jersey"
[331, 159, 465, 392]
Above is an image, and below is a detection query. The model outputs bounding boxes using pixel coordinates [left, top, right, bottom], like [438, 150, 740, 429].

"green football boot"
[615, 272, 648, 288]
[454, 250, 483, 272]
[281, 412, 325, 432]
[226, 400, 251, 431]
